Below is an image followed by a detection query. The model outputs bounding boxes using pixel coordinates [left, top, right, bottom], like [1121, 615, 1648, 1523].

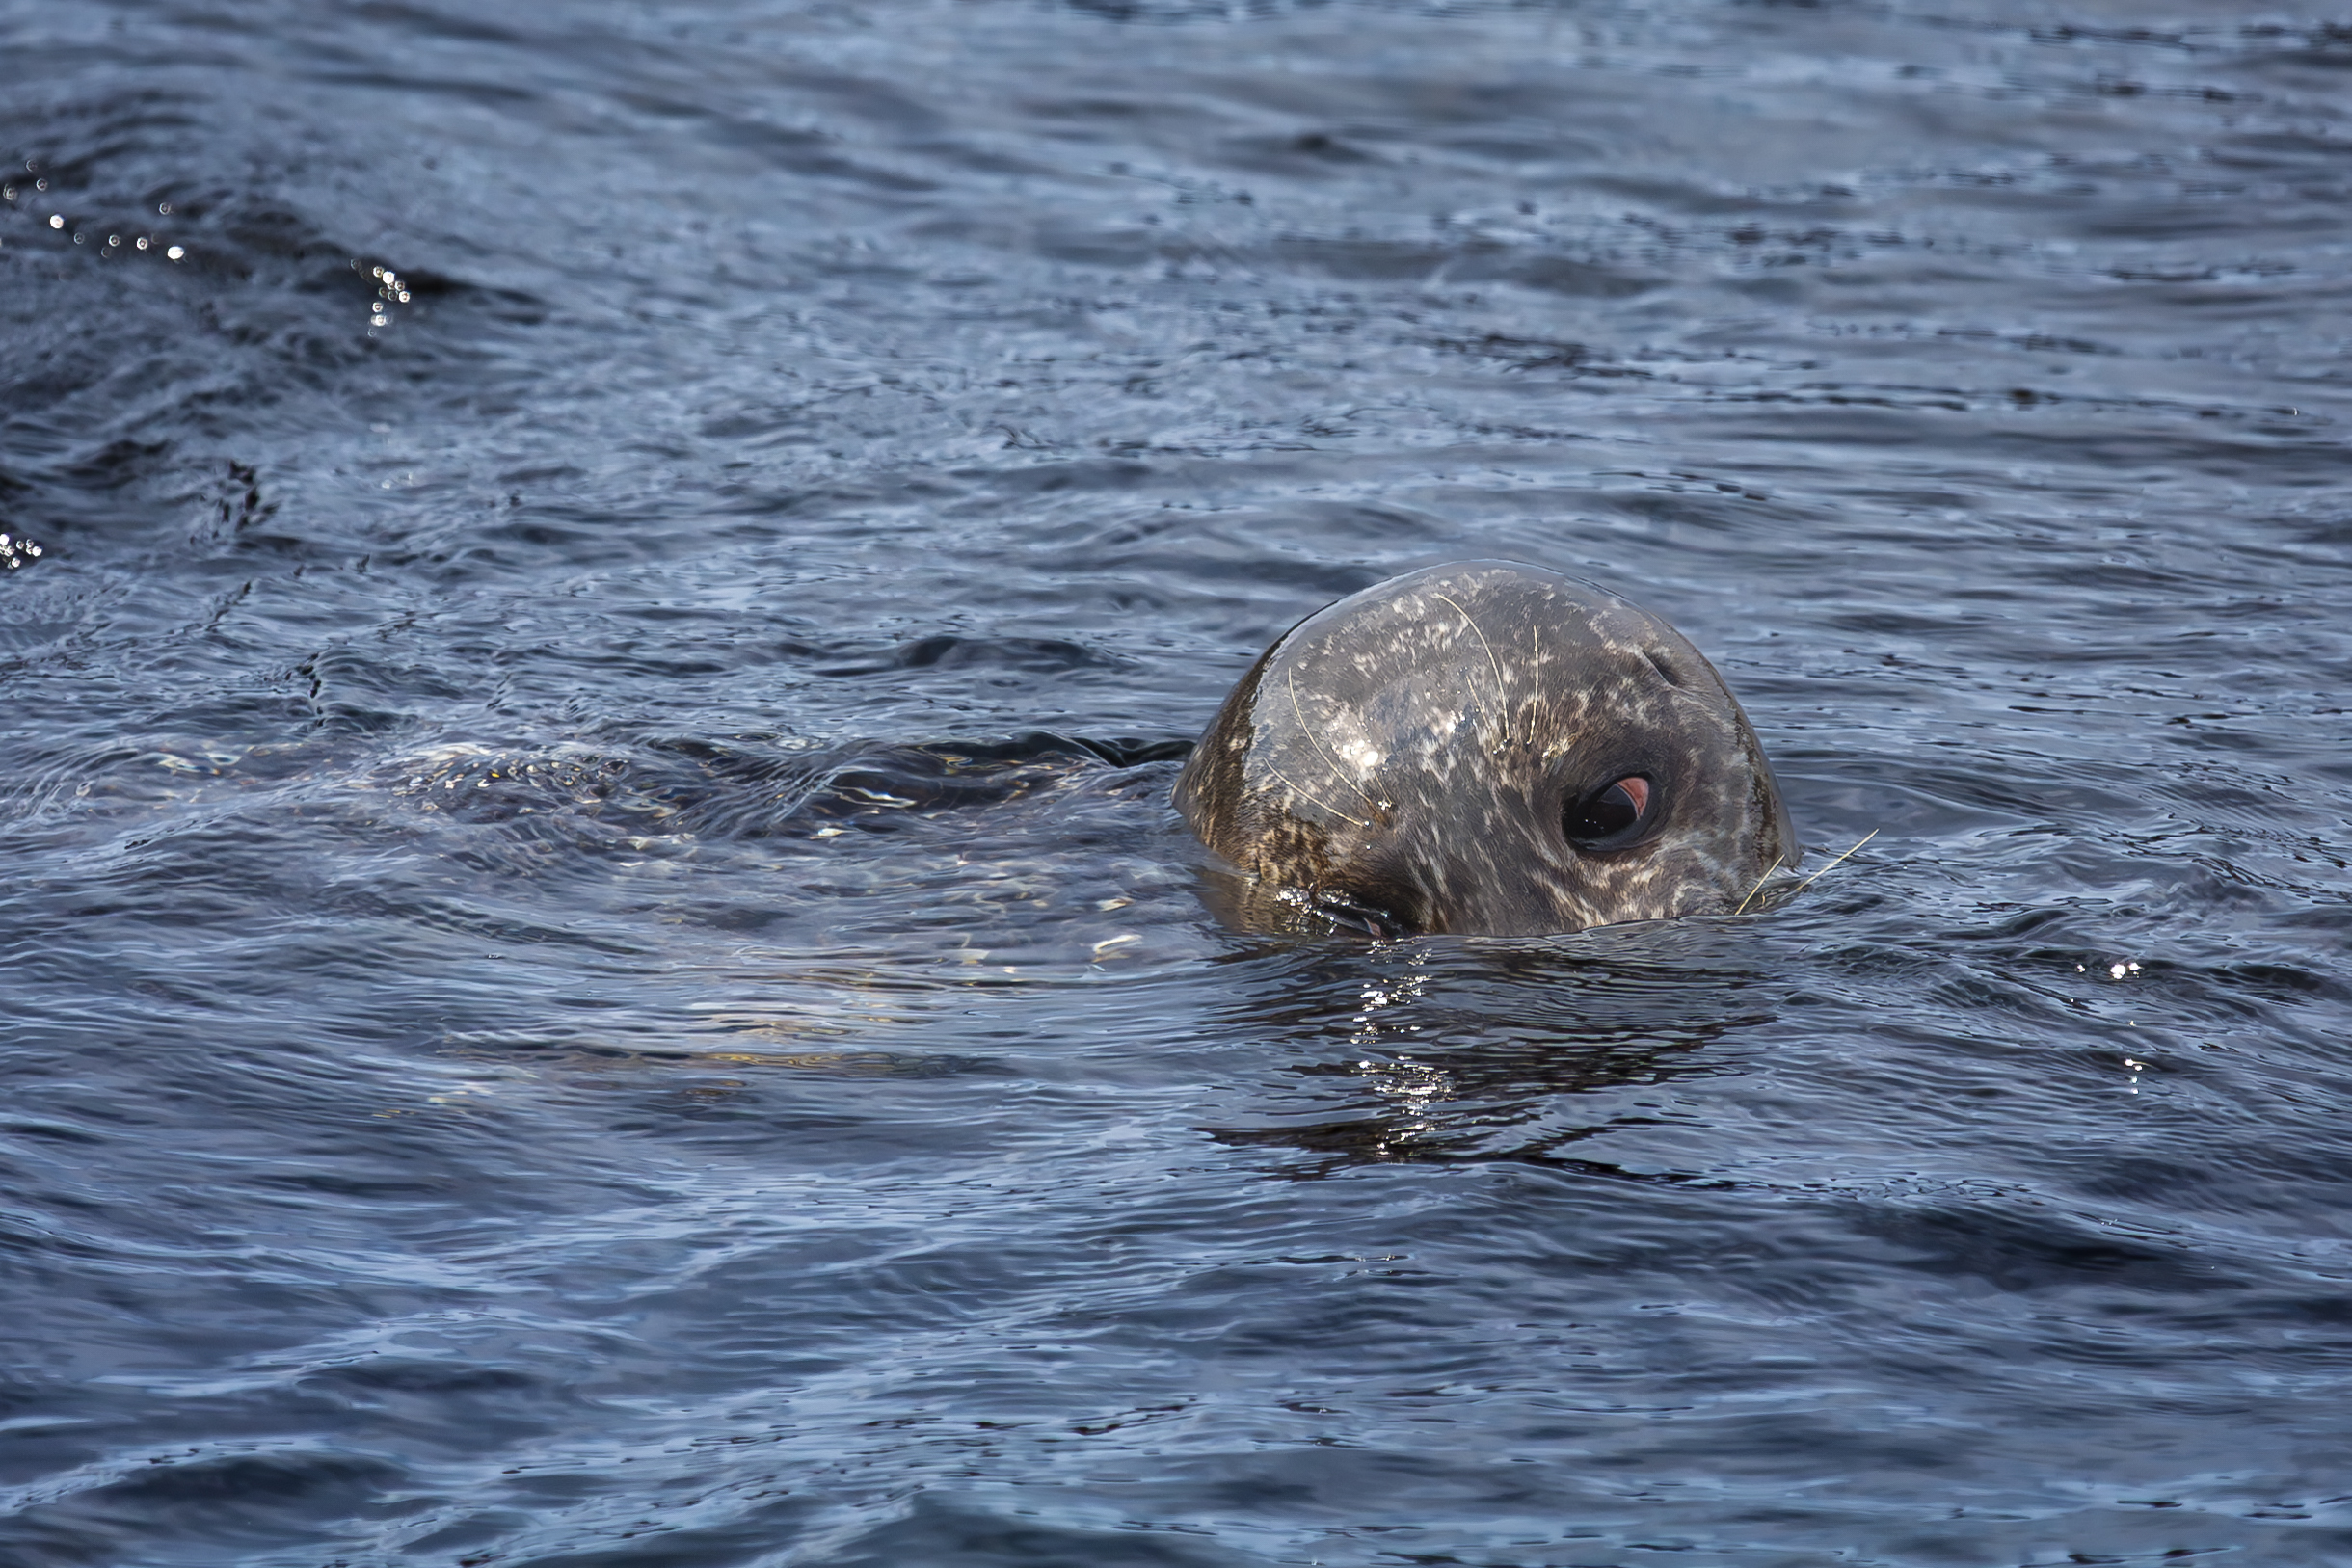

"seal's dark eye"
[1565, 775, 1654, 848]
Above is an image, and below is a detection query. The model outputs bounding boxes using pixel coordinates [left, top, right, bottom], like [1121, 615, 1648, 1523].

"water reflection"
[1206, 931, 1777, 1174]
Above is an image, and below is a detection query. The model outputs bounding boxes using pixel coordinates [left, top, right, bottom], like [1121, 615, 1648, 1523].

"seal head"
[1175, 561, 1797, 937]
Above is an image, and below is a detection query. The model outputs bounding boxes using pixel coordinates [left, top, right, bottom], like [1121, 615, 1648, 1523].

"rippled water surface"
[5, 0, 2351, 1562]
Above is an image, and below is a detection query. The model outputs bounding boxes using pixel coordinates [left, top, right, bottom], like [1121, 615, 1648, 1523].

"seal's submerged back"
[1175, 561, 1797, 937]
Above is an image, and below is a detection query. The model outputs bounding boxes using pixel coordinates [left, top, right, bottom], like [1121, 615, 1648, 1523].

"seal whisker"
[1796, 828, 1878, 891]
[1288, 666, 1384, 816]
[1431, 590, 1510, 749]
[1733, 856, 1783, 917]
[1261, 762, 1370, 830]
[1525, 624, 1541, 743]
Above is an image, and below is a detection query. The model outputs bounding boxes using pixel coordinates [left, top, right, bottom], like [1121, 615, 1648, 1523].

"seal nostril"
[1643, 647, 1686, 688]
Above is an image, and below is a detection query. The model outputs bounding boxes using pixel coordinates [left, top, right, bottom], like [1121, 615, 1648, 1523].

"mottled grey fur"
[1175, 561, 1798, 937]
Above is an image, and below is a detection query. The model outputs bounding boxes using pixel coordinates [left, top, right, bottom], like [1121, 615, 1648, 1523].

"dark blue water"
[5, 1, 2351, 1562]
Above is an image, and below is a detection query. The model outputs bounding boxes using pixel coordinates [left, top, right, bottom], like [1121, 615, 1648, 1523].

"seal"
[1174, 561, 1798, 937]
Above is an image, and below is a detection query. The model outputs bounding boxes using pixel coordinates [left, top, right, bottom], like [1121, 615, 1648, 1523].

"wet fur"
[1175, 561, 1798, 937]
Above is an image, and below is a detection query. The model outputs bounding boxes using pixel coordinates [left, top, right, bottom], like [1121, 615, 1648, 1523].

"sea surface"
[4, 1, 2350, 1563]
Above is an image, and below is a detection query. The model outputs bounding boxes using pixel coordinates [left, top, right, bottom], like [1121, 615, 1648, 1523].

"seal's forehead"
[1285, 561, 1669, 670]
